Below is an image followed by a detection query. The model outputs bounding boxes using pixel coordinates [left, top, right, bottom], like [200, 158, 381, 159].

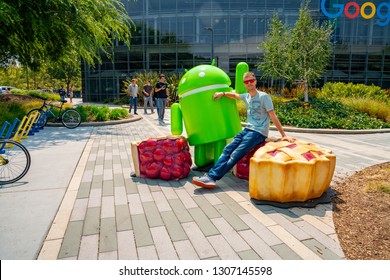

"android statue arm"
[234, 62, 249, 94]
[171, 103, 183, 135]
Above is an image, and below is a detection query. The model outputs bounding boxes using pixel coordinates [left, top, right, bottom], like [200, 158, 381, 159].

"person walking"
[192, 71, 295, 189]
[142, 80, 154, 114]
[154, 74, 169, 125]
[58, 85, 66, 101]
[128, 78, 139, 115]
[69, 85, 74, 103]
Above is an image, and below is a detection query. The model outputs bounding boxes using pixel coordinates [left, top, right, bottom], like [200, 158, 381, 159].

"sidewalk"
[1, 106, 389, 260]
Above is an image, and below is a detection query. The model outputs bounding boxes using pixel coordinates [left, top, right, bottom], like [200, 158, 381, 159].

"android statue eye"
[199, 72, 206, 77]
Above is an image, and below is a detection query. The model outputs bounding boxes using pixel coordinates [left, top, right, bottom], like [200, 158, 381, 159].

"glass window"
[367, 54, 382, 71]
[127, 0, 143, 16]
[247, 0, 265, 11]
[148, 0, 160, 12]
[178, 0, 193, 11]
[115, 51, 128, 71]
[245, 15, 267, 39]
[229, 16, 241, 42]
[160, 0, 176, 12]
[129, 51, 144, 71]
[334, 54, 350, 72]
[177, 17, 196, 44]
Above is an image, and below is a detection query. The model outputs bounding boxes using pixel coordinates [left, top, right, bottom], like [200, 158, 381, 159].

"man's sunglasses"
[244, 79, 256, 85]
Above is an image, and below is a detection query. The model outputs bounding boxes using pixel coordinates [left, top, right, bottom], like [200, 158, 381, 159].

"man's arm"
[268, 110, 295, 142]
[213, 92, 240, 100]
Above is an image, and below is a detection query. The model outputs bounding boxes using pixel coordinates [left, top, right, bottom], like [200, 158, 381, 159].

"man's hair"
[243, 72, 256, 80]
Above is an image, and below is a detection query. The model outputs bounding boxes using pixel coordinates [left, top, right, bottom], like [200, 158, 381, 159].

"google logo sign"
[321, 0, 390, 26]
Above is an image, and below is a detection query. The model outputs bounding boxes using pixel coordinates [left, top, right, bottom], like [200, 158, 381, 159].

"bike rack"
[0, 121, 10, 138]
[0, 118, 20, 154]
[1, 119, 22, 152]
[12, 111, 39, 142]
[3, 118, 21, 139]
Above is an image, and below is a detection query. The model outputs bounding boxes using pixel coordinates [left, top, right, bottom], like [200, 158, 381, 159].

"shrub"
[109, 108, 128, 120]
[341, 97, 390, 123]
[273, 98, 390, 129]
[94, 106, 110, 121]
[0, 98, 43, 124]
[10, 89, 61, 101]
[74, 105, 129, 122]
[319, 82, 389, 104]
[74, 106, 89, 122]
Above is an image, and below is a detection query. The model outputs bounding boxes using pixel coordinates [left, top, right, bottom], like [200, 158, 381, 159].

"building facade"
[82, 0, 390, 102]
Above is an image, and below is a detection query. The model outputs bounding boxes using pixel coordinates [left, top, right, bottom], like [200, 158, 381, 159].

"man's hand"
[213, 92, 224, 100]
[281, 136, 296, 143]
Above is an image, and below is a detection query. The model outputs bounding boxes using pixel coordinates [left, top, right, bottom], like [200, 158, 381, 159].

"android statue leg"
[194, 143, 214, 167]
[194, 139, 227, 167]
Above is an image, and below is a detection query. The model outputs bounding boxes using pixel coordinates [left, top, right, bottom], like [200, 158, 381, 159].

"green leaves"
[258, 1, 334, 102]
[273, 97, 390, 129]
[0, 0, 135, 69]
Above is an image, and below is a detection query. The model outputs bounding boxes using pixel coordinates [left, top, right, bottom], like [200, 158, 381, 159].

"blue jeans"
[156, 98, 167, 122]
[208, 128, 267, 181]
[130, 97, 138, 114]
[144, 96, 154, 113]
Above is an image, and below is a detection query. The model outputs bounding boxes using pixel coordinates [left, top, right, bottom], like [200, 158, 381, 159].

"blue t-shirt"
[239, 91, 274, 137]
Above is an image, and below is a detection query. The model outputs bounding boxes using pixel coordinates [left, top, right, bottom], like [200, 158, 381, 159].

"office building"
[82, 0, 390, 101]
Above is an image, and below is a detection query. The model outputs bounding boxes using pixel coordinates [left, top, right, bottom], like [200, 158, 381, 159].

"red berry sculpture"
[131, 136, 192, 180]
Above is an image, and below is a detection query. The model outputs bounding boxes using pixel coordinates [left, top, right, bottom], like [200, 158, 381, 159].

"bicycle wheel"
[61, 109, 81, 129]
[0, 139, 31, 185]
[27, 109, 48, 129]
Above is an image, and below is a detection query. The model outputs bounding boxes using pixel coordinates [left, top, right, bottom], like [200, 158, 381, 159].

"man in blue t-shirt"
[193, 71, 295, 189]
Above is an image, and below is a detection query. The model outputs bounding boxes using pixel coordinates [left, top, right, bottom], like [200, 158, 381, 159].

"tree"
[47, 49, 81, 93]
[259, 2, 334, 102]
[0, 0, 134, 71]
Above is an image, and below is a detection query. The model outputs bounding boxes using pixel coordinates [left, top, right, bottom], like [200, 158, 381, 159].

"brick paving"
[0, 103, 390, 260]
[16, 109, 390, 260]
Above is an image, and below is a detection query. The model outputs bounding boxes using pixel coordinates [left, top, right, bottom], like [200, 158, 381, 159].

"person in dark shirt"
[154, 74, 169, 125]
[58, 85, 66, 101]
[142, 80, 154, 114]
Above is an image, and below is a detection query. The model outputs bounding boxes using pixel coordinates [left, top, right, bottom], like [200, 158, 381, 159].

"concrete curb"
[45, 115, 142, 127]
[270, 126, 390, 134]
[242, 122, 390, 134]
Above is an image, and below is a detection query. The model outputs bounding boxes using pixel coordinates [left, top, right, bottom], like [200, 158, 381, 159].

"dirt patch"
[0, 94, 38, 103]
[332, 162, 390, 260]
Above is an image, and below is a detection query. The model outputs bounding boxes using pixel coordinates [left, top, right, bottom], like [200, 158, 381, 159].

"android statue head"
[177, 62, 231, 99]
[171, 61, 248, 167]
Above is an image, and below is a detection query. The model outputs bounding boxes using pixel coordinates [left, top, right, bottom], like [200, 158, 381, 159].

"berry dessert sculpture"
[131, 136, 192, 180]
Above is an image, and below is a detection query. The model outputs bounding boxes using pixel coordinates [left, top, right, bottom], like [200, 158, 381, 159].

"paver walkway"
[37, 111, 390, 260]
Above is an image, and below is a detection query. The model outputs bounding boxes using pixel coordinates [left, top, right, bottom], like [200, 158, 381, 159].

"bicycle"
[0, 138, 31, 185]
[27, 98, 81, 129]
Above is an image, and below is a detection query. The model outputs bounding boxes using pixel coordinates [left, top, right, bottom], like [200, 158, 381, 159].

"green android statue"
[171, 61, 249, 167]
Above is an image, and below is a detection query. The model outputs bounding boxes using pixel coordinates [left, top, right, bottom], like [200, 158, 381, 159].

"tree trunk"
[25, 68, 29, 89]
[304, 81, 309, 103]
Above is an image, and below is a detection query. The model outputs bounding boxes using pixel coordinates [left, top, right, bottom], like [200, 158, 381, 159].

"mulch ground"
[332, 162, 390, 260]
